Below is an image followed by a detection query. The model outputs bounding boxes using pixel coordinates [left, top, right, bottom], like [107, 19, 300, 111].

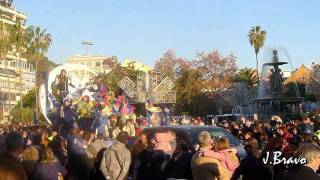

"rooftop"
[67, 55, 110, 62]
[0, 2, 27, 20]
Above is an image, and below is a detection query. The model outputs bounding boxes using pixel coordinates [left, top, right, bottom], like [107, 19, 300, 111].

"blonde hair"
[22, 146, 39, 161]
[198, 131, 211, 148]
[41, 147, 56, 163]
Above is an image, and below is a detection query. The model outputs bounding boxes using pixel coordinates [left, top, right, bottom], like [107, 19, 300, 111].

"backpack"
[99, 145, 123, 180]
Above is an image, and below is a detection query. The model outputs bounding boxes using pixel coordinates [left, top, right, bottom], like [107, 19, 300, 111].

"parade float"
[39, 62, 176, 131]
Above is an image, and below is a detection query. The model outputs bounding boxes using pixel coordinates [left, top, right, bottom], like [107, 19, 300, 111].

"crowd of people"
[0, 110, 319, 180]
[0, 69, 319, 180]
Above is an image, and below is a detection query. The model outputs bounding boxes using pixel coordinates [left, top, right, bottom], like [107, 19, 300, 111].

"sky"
[15, 0, 320, 70]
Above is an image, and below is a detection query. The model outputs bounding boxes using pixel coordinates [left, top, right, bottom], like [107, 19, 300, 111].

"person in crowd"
[0, 132, 27, 180]
[48, 136, 67, 166]
[67, 127, 93, 180]
[32, 133, 44, 154]
[259, 137, 285, 179]
[0, 133, 5, 155]
[34, 147, 67, 180]
[275, 143, 320, 180]
[132, 132, 148, 159]
[131, 132, 149, 180]
[252, 126, 262, 146]
[122, 119, 136, 137]
[191, 131, 231, 180]
[136, 138, 156, 180]
[242, 120, 253, 133]
[111, 120, 121, 139]
[231, 123, 240, 137]
[21, 145, 40, 179]
[232, 138, 269, 180]
[100, 131, 131, 180]
[201, 137, 239, 174]
[91, 133, 109, 157]
[145, 131, 176, 180]
[162, 138, 194, 180]
[108, 114, 117, 130]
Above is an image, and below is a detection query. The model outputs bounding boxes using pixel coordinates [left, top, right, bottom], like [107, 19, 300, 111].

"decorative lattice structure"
[118, 72, 176, 104]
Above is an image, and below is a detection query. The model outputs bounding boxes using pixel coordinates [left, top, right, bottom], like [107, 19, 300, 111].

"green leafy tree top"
[248, 26, 267, 76]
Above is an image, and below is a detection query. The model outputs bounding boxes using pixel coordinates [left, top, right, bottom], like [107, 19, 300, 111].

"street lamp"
[4, 59, 13, 122]
[81, 41, 94, 55]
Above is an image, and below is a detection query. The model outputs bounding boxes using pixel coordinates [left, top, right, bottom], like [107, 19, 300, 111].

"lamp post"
[81, 41, 94, 55]
[4, 60, 11, 122]
[16, 64, 24, 121]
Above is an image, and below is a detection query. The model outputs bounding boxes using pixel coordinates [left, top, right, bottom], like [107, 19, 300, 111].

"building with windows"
[0, 0, 26, 25]
[122, 59, 152, 72]
[66, 55, 111, 79]
[0, 1, 36, 121]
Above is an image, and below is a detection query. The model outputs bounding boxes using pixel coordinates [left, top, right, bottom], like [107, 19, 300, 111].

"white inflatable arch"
[39, 63, 98, 125]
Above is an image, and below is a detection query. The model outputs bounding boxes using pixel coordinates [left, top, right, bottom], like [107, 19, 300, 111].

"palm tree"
[234, 68, 259, 89]
[248, 26, 267, 77]
[25, 26, 52, 121]
[11, 19, 26, 121]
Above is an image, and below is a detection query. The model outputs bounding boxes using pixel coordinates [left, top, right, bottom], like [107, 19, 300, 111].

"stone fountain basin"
[263, 62, 288, 66]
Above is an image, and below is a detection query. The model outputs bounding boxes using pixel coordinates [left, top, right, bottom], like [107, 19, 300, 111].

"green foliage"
[155, 50, 237, 116]
[248, 25, 267, 74]
[11, 88, 36, 122]
[11, 107, 34, 123]
[102, 57, 140, 94]
[21, 89, 36, 108]
[0, 16, 54, 123]
[25, 26, 52, 57]
[234, 67, 258, 88]
[248, 26, 267, 55]
[10, 19, 25, 55]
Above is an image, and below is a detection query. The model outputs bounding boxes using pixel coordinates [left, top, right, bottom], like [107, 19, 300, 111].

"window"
[87, 62, 91, 67]
[80, 70, 84, 76]
[96, 62, 101, 67]
[10, 83, 15, 89]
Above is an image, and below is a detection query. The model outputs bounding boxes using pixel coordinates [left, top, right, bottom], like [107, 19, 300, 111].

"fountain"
[253, 48, 303, 119]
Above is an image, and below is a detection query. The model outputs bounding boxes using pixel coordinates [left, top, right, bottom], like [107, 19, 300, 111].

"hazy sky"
[15, 0, 320, 69]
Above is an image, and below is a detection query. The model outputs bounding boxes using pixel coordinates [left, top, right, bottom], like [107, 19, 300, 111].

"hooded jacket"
[100, 141, 131, 180]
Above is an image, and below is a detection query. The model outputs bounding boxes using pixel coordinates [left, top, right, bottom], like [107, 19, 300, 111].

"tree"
[11, 89, 36, 122]
[175, 63, 203, 115]
[25, 26, 52, 120]
[153, 49, 237, 115]
[154, 50, 186, 80]
[193, 50, 237, 91]
[234, 67, 259, 88]
[102, 56, 121, 72]
[248, 26, 267, 76]
[102, 57, 140, 94]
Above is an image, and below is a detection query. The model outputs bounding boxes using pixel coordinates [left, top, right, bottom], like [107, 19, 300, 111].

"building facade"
[66, 55, 111, 79]
[0, 1, 35, 121]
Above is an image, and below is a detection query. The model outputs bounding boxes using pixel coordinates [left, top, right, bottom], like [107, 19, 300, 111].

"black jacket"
[232, 153, 271, 180]
[275, 165, 320, 180]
